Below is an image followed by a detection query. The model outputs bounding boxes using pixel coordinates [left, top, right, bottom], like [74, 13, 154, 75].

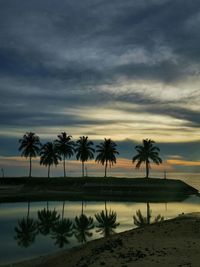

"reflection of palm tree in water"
[37, 202, 60, 236]
[51, 201, 73, 248]
[14, 201, 38, 248]
[133, 203, 164, 227]
[73, 201, 94, 243]
[95, 201, 119, 237]
[51, 219, 73, 248]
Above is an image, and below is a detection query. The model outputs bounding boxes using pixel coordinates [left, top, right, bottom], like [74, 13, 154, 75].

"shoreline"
[2, 212, 200, 267]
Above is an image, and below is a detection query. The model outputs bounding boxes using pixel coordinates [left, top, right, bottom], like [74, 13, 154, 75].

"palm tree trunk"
[81, 201, 84, 215]
[63, 156, 66, 178]
[48, 164, 50, 178]
[147, 202, 151, 224]
[82, 161, 84, 177]
[104, 201, 107, 214]
[29, 156, 32, 178]
[62, 201, 65, 221]
[27, 201, 30, 219]
[104, 161, 108, 177]
[146, 160, 149, 178]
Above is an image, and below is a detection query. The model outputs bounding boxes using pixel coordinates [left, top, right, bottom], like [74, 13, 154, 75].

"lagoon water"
[0, 172, 200, 265]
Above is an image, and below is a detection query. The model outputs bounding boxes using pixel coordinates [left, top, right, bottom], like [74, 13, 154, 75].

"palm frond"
[95, 209, 119, 237]
[51, 218, 73, 248]
[132, 139, 162, 178]
[73, 214, 94, 243]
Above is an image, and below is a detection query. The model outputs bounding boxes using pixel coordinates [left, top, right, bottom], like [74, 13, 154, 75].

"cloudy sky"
[1, 0, 200, 177]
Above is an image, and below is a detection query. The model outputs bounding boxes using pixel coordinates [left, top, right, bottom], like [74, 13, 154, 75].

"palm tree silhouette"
[14, 201, 38, 248]
[96, 138, 119, 177]
[18, 132, 41, 178]
[95, 201, 119, 237]
[37, 208, 60, 236]
[51, 201, 73, 248]
[133, 203, 164, 227]
[73, 201, 94, 243]
[40, 142, 61, 178]
[132, 139, 162, 178]
[61, 201, 65, 220]
[51, 218, 73, 248]
[73, 213, 94, 243]
[75, 136, 95, 177]
[54, 132, 74, 177]
[15, 218, 38, 248]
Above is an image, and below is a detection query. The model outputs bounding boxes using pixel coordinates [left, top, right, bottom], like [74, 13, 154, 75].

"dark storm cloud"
[112, 61, 184, 83]
[108, 0, 200, 61]
[1, 0, 200, 132]
[1, 0, 200, 81]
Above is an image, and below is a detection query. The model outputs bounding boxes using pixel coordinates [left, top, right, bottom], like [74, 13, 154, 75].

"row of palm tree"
[19, 132, 162, 179]
[15, 200, 164, 248]
[14, 201, 119, 248]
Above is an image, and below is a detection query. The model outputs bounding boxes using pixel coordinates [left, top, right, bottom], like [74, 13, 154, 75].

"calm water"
[0, 173, 200, 265]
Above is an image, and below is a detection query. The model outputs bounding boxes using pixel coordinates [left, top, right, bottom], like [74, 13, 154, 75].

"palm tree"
[133, 203, 151, 227]
[37, 208, 60, 235]
[132, 139, 162, 178]
[73, 214, 94, 243]
[96, 138, 119, 177]
[50, 201, 73, 248]
[73, 200, 94, 243]
[95, 201, 119, 237]
[40, 142, 61, 178]
[54, 132, 74, 177]
[14, 217, 38, 247]
[75, 136, 95, 177]
[14, 201, 38, 247]
[133, 203, 164, 227]
[51, 218, 73, 248]
[18, 132, 41, 178]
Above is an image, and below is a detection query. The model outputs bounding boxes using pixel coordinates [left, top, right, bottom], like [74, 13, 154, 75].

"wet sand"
[3, 213, 200, 267]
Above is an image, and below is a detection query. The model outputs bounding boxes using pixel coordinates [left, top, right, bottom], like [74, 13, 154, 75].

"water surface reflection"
[14, 200, 120, 248]
[0, 195, 200, 265]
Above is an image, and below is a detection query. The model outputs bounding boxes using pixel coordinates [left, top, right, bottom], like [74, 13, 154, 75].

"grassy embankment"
[0, 177, 198, 203]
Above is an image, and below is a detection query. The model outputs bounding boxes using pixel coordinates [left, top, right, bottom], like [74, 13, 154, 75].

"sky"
[1, 0, 200, 177]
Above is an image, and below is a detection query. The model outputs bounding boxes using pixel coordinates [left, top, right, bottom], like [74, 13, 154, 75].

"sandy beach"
[3, 212, 200, 267]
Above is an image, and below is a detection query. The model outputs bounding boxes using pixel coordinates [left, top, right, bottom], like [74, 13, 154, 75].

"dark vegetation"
[0, 177, 198, 203]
